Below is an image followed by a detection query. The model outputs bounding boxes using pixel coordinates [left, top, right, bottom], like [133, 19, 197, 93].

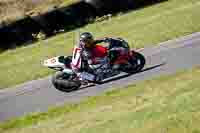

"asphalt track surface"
[1, 32, 200, 122]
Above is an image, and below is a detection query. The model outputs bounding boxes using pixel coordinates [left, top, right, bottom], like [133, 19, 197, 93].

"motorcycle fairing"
[89, 45, 108, 65]
[43, 56, 65, 68]
[71, 45, 82, 70]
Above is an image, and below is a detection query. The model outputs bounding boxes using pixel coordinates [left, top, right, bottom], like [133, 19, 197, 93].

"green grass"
[1, 0, 200, 89]
[0, 0, 75, 24]
[1, 66, 200, 133]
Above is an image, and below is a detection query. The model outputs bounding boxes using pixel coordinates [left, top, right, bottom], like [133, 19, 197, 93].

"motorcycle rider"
[73, 32, 129, 82]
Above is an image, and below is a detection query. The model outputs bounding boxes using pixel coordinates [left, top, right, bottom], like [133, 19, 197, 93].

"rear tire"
[134, 52, 146, 72]
[124, 52, 146, 73]
[52, 72, 81, 92]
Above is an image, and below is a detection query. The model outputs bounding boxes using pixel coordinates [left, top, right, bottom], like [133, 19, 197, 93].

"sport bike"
[43, 41, 145, 92]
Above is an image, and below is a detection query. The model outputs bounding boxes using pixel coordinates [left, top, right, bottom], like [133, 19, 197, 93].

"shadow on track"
[68, 62, 166, 92]
[101, 62, 166, 84]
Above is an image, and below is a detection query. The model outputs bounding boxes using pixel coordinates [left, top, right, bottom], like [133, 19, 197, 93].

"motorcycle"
[43, 41, 146, 92]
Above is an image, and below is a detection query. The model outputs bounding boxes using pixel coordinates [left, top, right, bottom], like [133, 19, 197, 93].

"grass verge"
[0, 0, 75, 24]
[0, 0, 200, 89]
[1, 66, 200, 133]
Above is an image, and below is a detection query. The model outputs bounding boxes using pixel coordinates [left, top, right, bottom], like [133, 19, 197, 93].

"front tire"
[52, 72, 81, 92]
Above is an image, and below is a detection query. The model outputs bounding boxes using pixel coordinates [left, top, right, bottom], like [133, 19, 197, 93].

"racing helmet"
[79, 32, 94, 48]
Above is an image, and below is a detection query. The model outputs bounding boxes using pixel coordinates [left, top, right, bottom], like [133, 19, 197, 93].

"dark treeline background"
[0, 0, 166, 51]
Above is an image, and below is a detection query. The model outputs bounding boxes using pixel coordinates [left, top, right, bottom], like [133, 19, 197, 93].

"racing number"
[50, 58, 56, 64]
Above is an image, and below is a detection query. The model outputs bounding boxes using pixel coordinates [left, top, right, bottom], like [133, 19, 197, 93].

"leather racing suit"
[77, 37, 129, 82]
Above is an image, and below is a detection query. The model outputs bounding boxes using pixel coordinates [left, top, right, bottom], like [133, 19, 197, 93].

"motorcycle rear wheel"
[133, 52, 146, 72]
[52, 72, 81, 92]
[124, 52, 146, 73]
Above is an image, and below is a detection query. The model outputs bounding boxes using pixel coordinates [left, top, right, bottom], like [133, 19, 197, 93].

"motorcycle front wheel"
[52, 72, 81, 92]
